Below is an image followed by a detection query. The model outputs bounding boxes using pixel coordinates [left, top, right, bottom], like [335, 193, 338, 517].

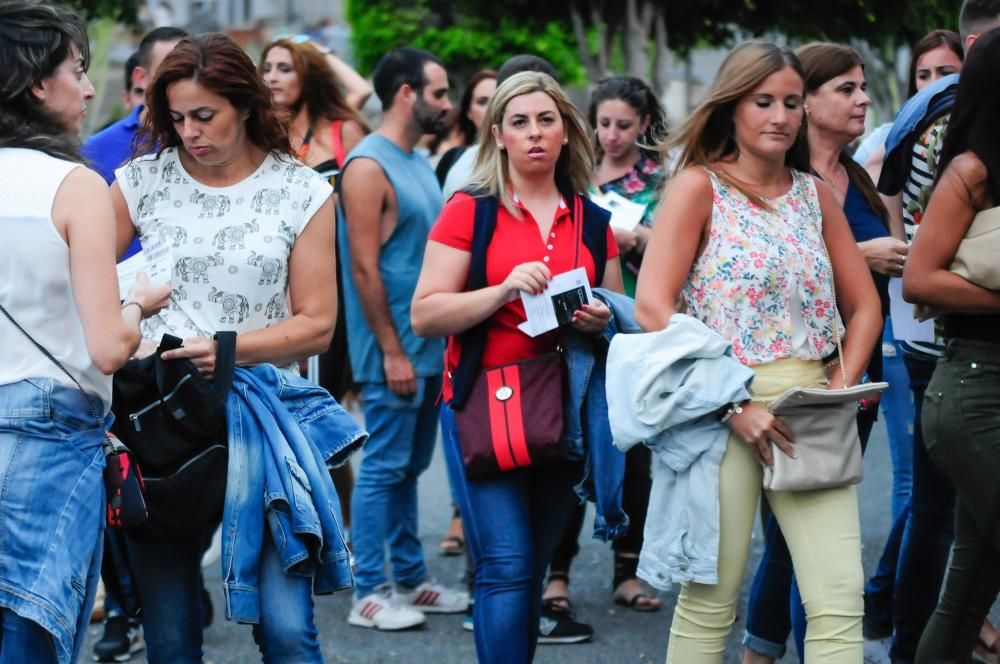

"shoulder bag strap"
[330, 119, 346, 168]
[212, 331, 238, 395]
[0, 303, 117, 455]
[810, 176, 849, 386]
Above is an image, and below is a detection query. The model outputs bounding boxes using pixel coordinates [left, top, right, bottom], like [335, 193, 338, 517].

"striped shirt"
[900, 115, 949, 356]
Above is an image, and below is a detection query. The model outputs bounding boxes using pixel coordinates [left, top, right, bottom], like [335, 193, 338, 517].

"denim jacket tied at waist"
[606, 314, 754, 588]
[223, 365, 368, 624]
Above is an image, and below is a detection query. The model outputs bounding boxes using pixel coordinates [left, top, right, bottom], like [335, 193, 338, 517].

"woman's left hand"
[160, 336, 218, 377]
[570, 300, 612, 335]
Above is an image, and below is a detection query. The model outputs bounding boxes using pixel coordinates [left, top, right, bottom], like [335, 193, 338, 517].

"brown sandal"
[613, 579, 662, 612]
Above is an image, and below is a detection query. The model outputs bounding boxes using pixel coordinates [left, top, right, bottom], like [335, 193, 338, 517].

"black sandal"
[542, 572, 572, 615]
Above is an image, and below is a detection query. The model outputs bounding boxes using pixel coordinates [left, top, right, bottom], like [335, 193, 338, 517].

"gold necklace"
[815, 163, 845, 190]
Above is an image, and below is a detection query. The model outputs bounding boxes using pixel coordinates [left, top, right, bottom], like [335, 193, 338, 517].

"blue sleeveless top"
[338, 134, 445, 382]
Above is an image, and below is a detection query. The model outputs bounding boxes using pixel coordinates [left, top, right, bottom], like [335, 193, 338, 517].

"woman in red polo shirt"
[411, 71, 622, 662]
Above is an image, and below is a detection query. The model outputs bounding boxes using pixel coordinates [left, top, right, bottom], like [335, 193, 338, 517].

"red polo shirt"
[428, 192, 618, 401]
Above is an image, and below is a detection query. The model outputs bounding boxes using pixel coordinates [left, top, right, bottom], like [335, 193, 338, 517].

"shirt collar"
[511, 191, 570, 219]
[124, 103, 144, 130]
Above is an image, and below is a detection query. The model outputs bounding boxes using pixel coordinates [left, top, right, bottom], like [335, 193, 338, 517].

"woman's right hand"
[126, 272, 172, 318]
[500, 261, 552, 302]
[613, 227, 639, 253]
[725, 402, 796, 467]
[858, 237, 909, 277]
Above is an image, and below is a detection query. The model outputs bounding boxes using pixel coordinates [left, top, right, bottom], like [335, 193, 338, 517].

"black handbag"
[0, 304, 148, 530]
[111, 332, 236, 539]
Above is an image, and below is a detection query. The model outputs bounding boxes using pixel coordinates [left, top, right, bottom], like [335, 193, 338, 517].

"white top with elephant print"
[116, 148, 332, 343]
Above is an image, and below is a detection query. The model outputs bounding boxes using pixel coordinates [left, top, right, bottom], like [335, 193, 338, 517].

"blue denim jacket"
[606, 314, 754, 588]
[222, 366, 367, 623]
[563, 288, 642, 542]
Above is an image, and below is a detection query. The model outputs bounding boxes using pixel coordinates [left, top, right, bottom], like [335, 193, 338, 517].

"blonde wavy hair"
[467, 71, 594, 217]
[664, 41, 811, 205]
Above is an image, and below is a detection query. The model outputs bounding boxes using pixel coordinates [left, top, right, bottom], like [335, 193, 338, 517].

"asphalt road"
[83, 414, 900, 663]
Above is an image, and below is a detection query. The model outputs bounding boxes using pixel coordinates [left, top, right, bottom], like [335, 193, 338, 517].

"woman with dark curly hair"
[110, 33, 338, 663]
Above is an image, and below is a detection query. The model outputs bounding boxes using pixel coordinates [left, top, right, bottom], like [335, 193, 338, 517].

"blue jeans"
[352, 376, 441, 597]
[863, 352, 955, 662]
[0, 379, 106, 664]
[743, 409, 878, 660]
[441, 405, 583, 663]
[128, 526, 321, 663]
[0, 608, 57, 664]
[880, 318, 915, 520]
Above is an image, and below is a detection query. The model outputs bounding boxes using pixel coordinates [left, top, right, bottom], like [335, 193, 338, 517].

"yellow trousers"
[665, 359, 863, 663]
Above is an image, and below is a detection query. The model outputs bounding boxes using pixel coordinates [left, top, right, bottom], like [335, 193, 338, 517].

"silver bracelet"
[719, 402, 744, 424]
[121, 300, 144, 318]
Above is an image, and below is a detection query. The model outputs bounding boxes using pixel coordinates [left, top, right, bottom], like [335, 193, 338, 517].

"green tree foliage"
[346, 0, 585, 84]
[348, 0, 965, 104]
[62, 0, 139, 24]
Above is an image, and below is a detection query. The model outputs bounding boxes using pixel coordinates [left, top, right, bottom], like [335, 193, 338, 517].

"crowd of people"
[3, 0, 1000, 662]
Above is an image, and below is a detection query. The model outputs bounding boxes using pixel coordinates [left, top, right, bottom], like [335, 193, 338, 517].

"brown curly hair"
[259, 38, 369, 131]
[137, 32, 292, 158]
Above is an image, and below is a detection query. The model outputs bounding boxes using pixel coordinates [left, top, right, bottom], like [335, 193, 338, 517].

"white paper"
[888, 277, 935, 343]
[591, 191, 646, 232]
[117, 235, 172, 299]
[517, 267, 593, 338]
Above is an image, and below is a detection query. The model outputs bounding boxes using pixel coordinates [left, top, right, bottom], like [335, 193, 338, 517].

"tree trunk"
[623, 0, 650, 80]
[569, 0, 604, 83]
[590, 1, 610, 77]
[852, 39, 904, 125]
[651, 6, 669, 97]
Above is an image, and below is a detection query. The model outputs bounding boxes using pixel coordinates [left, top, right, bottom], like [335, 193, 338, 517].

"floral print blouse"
[594, 151, 665, 227]
[682, 168, 843, 367]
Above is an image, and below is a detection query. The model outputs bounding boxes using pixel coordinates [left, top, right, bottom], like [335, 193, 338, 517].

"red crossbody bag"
[453, 196, 585, 480]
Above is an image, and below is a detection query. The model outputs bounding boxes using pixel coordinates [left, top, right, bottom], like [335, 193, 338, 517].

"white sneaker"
[394, 580, 469, 614]
[348, 587, 426, 631]
[863, 635, 892, 664]
[201, 526, 222, 568]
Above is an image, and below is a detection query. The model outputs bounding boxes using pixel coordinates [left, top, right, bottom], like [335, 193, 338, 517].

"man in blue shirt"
[84, 27, 187, 184]
[84, 27, 187, 261]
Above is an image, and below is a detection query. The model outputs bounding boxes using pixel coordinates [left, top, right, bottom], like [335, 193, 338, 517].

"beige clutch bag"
[763, 382, 888, 491]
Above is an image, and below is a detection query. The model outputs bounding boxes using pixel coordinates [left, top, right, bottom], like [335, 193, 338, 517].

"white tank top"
[0, 148, 112, 408]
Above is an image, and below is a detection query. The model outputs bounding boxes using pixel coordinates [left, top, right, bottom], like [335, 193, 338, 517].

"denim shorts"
[0, 378, 107, 664]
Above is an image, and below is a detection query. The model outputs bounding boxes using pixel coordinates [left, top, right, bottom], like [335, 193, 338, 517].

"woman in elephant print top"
[114, 70, 331, 350]
[108, 34, 337, 662]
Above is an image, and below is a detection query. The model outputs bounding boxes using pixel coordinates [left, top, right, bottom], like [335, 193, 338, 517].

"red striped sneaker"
[348, 587, 426, 630]
[394, 580, 469, 614]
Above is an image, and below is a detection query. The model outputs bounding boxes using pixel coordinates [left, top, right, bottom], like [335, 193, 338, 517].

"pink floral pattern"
[682, 169, 843, 366]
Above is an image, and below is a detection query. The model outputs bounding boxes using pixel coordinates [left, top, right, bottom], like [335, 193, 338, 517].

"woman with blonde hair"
[636, 41, 881, 662]
[411, 71, 622, 662]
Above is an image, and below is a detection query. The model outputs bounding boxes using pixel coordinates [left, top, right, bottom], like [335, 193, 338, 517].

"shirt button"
[547, 244, 554, 250]
[543, 256, 550, 263]
[550, 232, 556, 238]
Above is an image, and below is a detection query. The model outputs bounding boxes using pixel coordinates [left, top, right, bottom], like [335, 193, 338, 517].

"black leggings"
[916, 340, 1000, 662]
[548, 444, 652, 586]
